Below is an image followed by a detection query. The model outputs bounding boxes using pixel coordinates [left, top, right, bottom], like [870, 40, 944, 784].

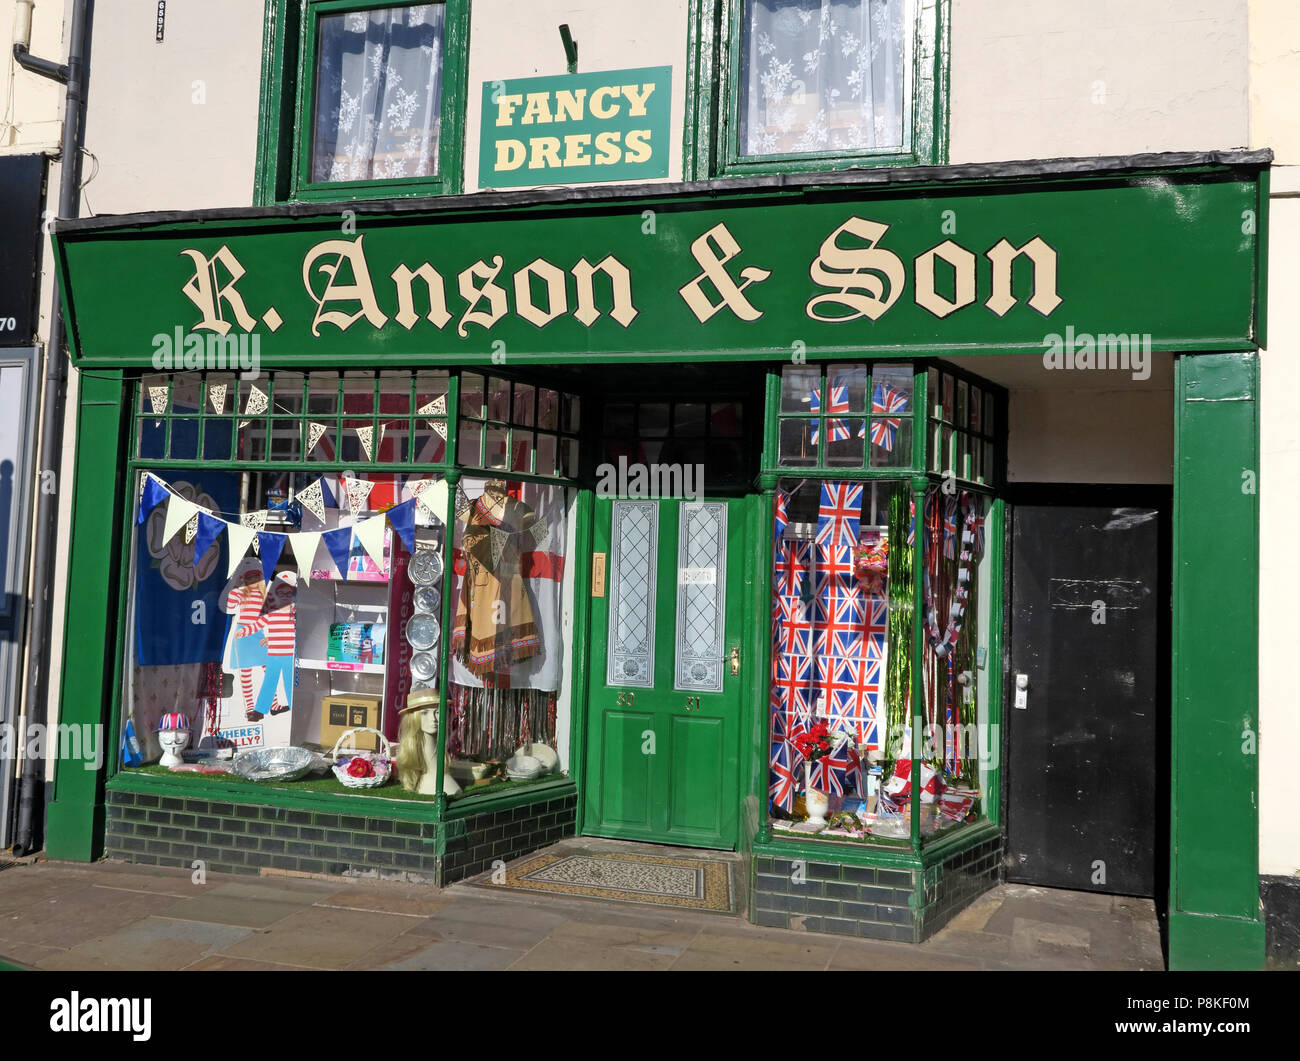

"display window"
[118, 368, 576, 804]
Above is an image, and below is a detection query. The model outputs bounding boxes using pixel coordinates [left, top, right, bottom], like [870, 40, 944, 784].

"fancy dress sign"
[52, 165, 1262, 366]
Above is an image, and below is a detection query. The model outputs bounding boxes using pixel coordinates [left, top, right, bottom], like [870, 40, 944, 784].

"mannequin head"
[396, 707, 430, 792]
[155, 712, 191, 768]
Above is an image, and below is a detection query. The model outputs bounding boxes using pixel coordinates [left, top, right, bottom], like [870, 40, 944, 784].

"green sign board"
[52, 165, 1263, 369]
[478, 66, 671, 189]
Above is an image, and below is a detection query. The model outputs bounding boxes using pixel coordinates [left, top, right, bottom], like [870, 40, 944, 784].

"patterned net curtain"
[740, 0, 906, 157]
[312, 5, 446, 183]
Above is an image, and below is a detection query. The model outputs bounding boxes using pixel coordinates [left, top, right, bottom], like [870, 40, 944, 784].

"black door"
[1005, 494, 1168, 898]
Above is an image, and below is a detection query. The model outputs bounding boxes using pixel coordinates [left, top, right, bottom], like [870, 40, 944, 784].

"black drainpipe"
[11, 0, 94, 855]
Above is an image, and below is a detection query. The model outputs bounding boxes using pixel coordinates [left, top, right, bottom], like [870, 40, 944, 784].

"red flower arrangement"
[793, 721, 834, 762]
[345, 757, 375, 779]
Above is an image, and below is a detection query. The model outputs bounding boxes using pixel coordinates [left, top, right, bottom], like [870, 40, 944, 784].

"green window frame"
[685, 0, 949, 181]
[255, 0, 471, 205]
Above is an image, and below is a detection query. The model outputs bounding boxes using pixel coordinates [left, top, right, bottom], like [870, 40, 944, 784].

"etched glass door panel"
[675, 502, 727, 692]
[607, 500, 658, 687]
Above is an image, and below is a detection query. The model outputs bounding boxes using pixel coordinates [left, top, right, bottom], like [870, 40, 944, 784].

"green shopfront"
[47, 152, 1268, 969]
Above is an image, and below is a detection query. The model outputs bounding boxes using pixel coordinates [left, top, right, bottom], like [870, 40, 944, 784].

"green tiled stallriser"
[104, 789, 576, 886]
[751, 836, 1002, 943]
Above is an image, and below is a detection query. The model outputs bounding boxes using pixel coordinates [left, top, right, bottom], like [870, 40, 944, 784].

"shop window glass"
[776, 362, 914, 472]
[600, 398, 752, 487]
[738, 0, 909, 161]
[926, 366, 1000, 487]
[307, 3, 450, 187]
[914, 483, 989, 836]
[460, 376, 581, 478]
[447, 477, 573, 776]
[767, 477, 910, 842]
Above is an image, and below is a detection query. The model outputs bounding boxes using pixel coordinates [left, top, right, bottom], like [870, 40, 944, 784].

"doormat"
[483, 852, 735, 913]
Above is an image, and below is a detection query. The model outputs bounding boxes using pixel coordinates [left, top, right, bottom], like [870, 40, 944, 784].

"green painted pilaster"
[1169, 352, 1264, 970]
[45, 370, 127, 861]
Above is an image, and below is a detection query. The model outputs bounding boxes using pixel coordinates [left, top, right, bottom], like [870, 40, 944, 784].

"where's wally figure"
[251, 570, 298, 721]
[222, 558, 269, 723]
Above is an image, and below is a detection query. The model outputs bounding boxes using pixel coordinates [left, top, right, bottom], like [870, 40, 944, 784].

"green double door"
[584, 496, 745, 849]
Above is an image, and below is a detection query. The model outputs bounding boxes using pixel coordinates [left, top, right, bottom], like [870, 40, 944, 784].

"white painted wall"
[968, 354, 1175, 485]
[1251, 0, 1300, 879]
[462, 0, 689, 193]
[0, 0, 70, 153]
[950, 0, 1249, 164]
[79, 0, 263, 214]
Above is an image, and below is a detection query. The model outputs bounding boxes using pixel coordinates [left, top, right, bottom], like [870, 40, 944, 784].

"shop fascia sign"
[478, 66, 671, 188]
[56, 174, 1259, 364]
[176, 218, 1059, 344]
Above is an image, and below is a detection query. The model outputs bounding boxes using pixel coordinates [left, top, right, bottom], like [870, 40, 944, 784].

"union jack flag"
[943, 495, 959, 560]
[806, 740, 852, 797]
[769, 739, 802, 812]
[867, 381, 909, 451]
[818, 592, 865, 658]
[775, 654, 813, 727]
[777, 607, 813, 660]
[816, 481, 862, 551]
[862, 595, 888, 658]
[773, 489, 789, 544]
[809, 377, 850, 445]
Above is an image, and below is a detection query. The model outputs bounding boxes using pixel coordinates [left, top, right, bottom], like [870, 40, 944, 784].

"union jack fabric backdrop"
[767, 481, 890, 809]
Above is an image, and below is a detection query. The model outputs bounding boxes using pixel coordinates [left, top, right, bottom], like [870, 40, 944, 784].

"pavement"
[0, 845, 1165, 971]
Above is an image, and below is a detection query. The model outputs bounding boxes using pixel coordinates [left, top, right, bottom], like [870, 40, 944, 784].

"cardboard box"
[320, 694, 384, 753]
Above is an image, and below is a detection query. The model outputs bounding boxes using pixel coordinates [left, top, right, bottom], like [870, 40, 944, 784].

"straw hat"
[399, 689, 440, 714]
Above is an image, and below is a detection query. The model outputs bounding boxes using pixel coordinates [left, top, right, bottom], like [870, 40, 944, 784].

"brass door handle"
[730, 646, 740, 676]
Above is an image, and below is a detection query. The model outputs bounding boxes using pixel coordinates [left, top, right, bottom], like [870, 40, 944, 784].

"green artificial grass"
[126, 763, 563, 803]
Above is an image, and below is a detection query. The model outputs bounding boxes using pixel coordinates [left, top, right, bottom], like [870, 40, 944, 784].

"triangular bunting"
[297, 479, 327, 525]
[148, 385, 169, 416]
[321, 525, 354, 581]
[289, 531, 322, 583]
[137, 475, 169, 525]
[344, 476, 374, 519]
[162, 495, 200, 547]
[354, 515, 388, 574]
[184, 513, 200, 544]
[307, 421, 328, 455]
[226, 523, 257, 578]
[529, 516, 549, 548]
[454, 482, 472, 520]
[489, 526, 509, 568]
[240, 509, 268, 533]
[386, 499, 417, 555]
[192, 511, 225, 563]
[321, 476, 337, 508]
[417, 395, 446, 417]
[258, 532, 288, 584]
[208, 382, 228, 415]
[355, 425, 374, 462]
[244, 384, 269, 416]
[429, 419, 448, 440]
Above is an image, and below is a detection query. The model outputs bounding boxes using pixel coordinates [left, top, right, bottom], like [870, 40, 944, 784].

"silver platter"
[406, 615, 440, 651]
[410, 651, 438, 680]
[229, 746, 314, 783]
[409, 548, 442, 585]
[413, 585, 440, 614]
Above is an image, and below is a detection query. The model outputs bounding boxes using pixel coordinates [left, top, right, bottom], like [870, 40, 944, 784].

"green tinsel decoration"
[884, 489, 913, 760]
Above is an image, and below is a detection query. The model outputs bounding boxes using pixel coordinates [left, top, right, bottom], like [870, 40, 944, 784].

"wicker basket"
[330, 727, 394, 789]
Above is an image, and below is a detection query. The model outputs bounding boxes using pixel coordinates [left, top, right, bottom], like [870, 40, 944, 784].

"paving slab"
[158, 880, 334, 929]
[380, 940, 528, 971]
[508, 938, 678, 971]
[35, 917, 253, 971]
[216, 905, 418, 969]
[0, 885, 162, 947]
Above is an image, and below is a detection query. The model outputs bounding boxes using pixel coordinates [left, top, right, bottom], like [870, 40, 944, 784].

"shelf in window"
[298, 657, 386, 676]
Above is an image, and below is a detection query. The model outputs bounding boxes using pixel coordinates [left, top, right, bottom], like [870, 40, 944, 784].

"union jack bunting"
[943, 494, 959, 560]
[816, 481, 862, 551]
[775, 654, 813, 726]
[862, 594, 888, 658]
[818, 656, 882, 745]
[777, 607, 814, 660]
[769, 739, 802, 812]
[809, 377, 850, 445]
[773, 488, 789, 545]
[866, 381, 909, 451]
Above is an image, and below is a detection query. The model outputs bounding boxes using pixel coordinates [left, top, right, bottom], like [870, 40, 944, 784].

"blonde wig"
[396, 710, 429, 793]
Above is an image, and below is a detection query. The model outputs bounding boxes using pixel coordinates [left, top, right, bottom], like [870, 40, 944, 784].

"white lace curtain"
[312, 5, 445, 183]
[740, 0, 907, 157]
